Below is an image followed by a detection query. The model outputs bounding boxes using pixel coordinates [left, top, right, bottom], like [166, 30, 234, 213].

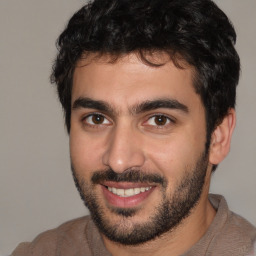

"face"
[70, 53, 210, 245]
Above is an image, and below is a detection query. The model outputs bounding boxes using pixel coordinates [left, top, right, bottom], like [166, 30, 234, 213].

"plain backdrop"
[0, 0, 255, 255]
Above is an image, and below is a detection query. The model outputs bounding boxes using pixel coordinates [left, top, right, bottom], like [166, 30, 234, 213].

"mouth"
[107, 186, 152, 197]
[101, 182, 156, 208]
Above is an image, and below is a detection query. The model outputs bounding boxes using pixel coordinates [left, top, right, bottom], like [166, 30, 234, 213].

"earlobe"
[209, 109, 236, 165]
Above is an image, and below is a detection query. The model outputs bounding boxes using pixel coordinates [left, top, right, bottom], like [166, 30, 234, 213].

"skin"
[70, 52, 236, 256]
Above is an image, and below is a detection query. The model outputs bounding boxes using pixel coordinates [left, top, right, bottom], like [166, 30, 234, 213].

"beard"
[71, 151, 208, 246]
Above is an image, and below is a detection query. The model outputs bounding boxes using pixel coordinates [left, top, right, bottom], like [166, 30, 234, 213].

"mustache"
[91, 169, 167, 187]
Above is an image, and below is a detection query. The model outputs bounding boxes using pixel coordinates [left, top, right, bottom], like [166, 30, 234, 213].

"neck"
[103, 190, 216, 256]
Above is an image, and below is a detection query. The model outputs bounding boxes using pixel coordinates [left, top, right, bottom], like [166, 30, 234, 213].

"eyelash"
[81, 113, 111, 127]
[81, 113, 175, 128]
[144, 114, 175, 128]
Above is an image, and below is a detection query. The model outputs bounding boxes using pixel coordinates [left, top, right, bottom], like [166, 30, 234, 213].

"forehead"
[72, 52, 201, 112]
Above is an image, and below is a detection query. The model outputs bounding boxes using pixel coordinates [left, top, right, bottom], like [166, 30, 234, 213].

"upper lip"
[101, 181, 154, 189]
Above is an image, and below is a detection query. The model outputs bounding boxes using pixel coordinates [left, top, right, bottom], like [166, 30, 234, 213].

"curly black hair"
[51, 0, 240, 148]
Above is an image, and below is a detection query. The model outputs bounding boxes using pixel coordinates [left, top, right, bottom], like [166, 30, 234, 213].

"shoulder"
[228, 211, 256, 238]
[221, 211, 256, 254]
[11, 216, 93, 256]
[247, 240, 256, 256]
[209, 194, 256, 255]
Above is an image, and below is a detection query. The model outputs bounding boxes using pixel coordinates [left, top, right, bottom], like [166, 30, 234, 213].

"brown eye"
[154, 115, 168, 125]
[145, 115, 172, 127]
[92, 114, 105, 124]
[84, 114, 111, 125]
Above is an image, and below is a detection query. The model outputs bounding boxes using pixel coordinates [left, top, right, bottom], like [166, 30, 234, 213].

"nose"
[102, 123, 146, 173]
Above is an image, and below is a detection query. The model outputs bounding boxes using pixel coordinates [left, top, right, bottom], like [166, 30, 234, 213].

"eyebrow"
[132, 99, 189, 114]
[72, 97, 114, 113]
[72, 97, 189, 115]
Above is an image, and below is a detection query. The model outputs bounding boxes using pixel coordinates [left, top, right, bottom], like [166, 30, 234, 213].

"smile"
[107, 186, 152, 197]
[101, 182, 156, 208]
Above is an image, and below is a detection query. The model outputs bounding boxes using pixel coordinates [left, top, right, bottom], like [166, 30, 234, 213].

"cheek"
[145, 132, 205, 180]
[70, 130, 105, 174]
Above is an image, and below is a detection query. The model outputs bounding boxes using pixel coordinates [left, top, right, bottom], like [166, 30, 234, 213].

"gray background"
[0, 0, 255, 255]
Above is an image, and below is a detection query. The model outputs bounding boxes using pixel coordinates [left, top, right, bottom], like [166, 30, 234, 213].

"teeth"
[125, 188, 134, 196]
[107, 186, 152, 197]
[134, 188, 140, 194]
[116, 188, 125, 196]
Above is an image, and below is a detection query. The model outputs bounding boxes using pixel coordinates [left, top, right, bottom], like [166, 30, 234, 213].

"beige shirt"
[12, 194, 256, 256]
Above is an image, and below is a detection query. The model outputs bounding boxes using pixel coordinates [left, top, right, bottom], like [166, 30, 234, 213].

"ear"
[209, 108, 236, 165]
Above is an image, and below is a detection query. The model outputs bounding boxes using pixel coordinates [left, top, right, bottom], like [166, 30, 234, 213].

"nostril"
[101, 128, 146, 172]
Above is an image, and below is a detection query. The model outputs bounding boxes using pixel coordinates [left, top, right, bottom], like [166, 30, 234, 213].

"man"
[12, 0, 256, 255]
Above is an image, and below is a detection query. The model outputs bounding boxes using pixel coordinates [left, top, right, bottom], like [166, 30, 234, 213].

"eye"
[83, 114, 111, 126]
[146, 115, 172, 126]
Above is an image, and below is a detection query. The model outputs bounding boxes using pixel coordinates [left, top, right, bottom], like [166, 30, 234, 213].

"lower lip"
[101, 185, 155, 208]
